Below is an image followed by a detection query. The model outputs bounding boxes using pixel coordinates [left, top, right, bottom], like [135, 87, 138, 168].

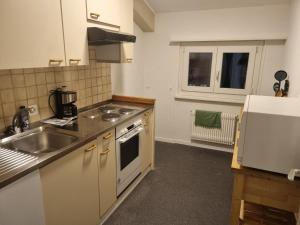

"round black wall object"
[274, 70, 288, 82]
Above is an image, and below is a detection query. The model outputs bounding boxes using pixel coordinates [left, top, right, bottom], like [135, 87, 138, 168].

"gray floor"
[104, 142, 233, 225]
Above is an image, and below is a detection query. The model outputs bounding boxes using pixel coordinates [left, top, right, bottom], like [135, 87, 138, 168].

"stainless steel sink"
[0, 126, 79, 155]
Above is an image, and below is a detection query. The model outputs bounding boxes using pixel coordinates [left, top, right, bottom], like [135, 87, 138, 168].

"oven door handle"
[119, 126, 144, 143]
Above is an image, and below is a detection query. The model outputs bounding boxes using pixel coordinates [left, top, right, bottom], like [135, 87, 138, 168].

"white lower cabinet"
[141, 109, 155, 172]
[40, 133, 118, 225]
[0, 171, 46, 225]
[40, 140, 100, 225]
[98, 129, 117, 217]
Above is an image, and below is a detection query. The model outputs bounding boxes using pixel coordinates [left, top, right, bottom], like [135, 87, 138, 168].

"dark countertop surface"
[0, 100, 154, 189]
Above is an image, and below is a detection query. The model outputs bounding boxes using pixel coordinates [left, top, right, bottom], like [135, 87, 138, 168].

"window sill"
[175, 92, 246, 104]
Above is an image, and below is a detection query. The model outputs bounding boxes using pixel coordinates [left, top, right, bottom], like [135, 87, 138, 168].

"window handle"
[216, 71, 220, 82]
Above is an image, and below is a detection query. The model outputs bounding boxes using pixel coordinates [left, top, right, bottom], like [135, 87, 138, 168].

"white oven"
[116, 116, 144, 196]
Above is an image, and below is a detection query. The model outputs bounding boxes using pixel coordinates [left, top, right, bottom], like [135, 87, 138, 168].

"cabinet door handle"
[49, 59, 63, 65]
[100, 148, 110, 155]
[126, 58, 133, 63]
[85, 144, 97, 152]
[90, 12, 100, 19]
[69, 59, 81, 64]
[103, 133, 112, 140]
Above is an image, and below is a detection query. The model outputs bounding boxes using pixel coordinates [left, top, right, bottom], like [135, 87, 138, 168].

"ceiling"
[146, 0, 290, 13]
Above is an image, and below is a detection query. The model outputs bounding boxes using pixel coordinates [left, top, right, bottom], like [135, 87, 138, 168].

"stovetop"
[81, 104, 140, 122]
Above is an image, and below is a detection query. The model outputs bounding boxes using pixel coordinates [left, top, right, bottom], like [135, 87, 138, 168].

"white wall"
[259, 40, 286, 96]
[113, 5, 290, 151]
[284, 0, 300, 97]
[111, 23, 145, 97]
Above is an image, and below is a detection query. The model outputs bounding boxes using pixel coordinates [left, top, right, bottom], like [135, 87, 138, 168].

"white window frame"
[214, 46, 257, 95]
[179, 43, 260, 99]
[181, 46, 217, 93]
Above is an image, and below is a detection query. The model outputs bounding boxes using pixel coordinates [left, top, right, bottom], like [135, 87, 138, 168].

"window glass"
[188, 53, 212, 87]
[220, 53, 249, 89]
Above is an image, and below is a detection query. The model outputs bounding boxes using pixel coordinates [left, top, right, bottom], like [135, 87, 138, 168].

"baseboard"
[155, 137, 233, 153]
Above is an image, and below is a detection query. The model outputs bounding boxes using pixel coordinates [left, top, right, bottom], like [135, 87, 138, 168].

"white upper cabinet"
[120, 0, 134, 63]
[0, 0, 66, 69]
[90, 0, 135, 63]
[0, 0, 134, 69]
[86, 0, 120, 27]
[61, 0, 89, 66]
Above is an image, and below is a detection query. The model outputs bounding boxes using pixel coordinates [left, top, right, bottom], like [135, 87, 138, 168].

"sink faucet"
[4, 106, 32, 136]
[12, 106, 30, 134]
[12, 114, 22, 134]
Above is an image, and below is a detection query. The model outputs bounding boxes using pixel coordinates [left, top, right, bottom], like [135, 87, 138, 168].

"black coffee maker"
[48, 87, 78, 119]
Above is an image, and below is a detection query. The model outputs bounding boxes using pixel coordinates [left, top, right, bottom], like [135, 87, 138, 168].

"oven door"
[116, 126, 143, 196]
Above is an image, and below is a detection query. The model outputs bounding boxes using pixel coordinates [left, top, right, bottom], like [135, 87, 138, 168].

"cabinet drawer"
[244, 176, 300, 213]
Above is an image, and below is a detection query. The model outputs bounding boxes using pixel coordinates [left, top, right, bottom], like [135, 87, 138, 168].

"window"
[180, 45, 257, 96]
[182, 47, 217, 93]
[220, 53, 249, 89]
[188, 52, 212, 87]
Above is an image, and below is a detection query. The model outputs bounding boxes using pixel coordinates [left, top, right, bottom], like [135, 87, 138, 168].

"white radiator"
[191, 111, 238, 145]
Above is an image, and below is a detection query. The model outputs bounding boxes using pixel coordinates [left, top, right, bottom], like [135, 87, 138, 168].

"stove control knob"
[121, 128, 127, 135]
[134, 120, 142, 126]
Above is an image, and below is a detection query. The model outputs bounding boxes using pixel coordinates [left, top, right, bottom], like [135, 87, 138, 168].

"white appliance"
[238, 95, 300, 176]
[116, 116, 144, 196]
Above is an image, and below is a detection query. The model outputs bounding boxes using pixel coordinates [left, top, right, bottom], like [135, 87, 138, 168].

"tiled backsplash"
[0, 49, 112, 130]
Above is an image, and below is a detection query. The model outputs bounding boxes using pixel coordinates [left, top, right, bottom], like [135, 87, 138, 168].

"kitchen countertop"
[0, 99, 154, 189]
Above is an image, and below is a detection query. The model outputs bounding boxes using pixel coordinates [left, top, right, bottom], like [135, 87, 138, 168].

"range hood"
[87, 27, 136, 46]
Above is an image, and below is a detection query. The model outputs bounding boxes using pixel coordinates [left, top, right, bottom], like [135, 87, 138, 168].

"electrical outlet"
[28, 104, 39, 116]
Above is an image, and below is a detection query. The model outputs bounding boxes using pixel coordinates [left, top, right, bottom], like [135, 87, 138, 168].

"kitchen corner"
[0, 95, 155, 225]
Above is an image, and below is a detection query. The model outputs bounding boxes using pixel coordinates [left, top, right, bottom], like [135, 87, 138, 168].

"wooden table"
[231, 130, 300, 225]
